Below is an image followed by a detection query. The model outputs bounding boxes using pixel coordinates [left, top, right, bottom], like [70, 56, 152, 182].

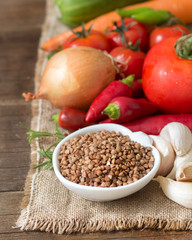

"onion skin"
[22, 47, 116, 110]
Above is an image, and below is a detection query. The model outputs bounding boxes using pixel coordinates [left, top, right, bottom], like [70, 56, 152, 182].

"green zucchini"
[54, 0, 147, 28]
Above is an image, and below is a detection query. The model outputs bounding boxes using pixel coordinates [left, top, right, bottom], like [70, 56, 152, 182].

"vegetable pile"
[21, 1, 192, 207]
[42, 0, 192, 52]
[22, 3, 192, 134]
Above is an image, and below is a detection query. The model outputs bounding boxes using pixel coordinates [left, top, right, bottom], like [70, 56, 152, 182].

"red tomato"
[58, 108, 91, 131]
[142, 36, 192, 114]
[63, 29, 111, 52]
[110, 47, 145, 80]
[106, 18, 148, 51]
[149, 25, 189, 48]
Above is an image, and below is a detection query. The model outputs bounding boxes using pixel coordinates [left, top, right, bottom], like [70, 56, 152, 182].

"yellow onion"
[23, 47, 116, 110]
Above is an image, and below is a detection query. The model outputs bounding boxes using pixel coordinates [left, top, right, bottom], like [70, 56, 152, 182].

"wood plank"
[0, 230, 191, 240]
[0, 105, 32, 169]
[0, 33, 39, 102]
[0, 215, 20, 233]
[0, 0, 45, 32]
[0, 152, 30, 168]
[0, 167, 28, 191]
[0, 192, 23, 215]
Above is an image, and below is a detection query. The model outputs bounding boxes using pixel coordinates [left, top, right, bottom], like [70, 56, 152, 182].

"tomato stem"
[107, 17, 137, 48]
[174, 34, 192, 60]
[127, 39, 141, 51]
[71, 22, 93, 39]
[171, 27, 187, 37]
[166, 14, 185, 27]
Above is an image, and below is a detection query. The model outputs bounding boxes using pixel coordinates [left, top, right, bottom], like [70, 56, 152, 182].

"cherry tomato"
[110, 47, 145, 80]
[106, 18, 148, 51]
[149, 25, 189, 48]
[53, 107, 92, 131]
[142, 36, 192, 114]
[63, 29, 111, 52]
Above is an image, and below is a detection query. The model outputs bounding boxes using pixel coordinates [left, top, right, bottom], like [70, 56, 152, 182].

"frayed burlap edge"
[16, 0, 192, 234]
[17, 216, 192, 234]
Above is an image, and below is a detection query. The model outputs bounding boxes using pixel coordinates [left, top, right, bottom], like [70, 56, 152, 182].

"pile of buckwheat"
[58, 130, 154, 187]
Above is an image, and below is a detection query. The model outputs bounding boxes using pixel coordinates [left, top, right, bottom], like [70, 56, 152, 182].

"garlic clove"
[166, 147, 192, 179]
[155, 176, 192, 209]
[150, 135, 175, 177]
[176, 162, 192, 182]
[160, 122, 192, 156]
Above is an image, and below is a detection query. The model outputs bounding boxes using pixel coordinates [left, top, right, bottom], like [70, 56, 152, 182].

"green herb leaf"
[21, 122, 70, 170]
[20, 122, 66, 143]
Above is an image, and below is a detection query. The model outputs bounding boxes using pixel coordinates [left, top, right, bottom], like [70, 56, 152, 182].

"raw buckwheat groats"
[58, 130, 154, 187]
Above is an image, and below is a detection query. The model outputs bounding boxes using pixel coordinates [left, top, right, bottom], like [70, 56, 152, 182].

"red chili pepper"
[100, 97, 158, 124]
[85, 75, 134, 123]
[51, 107, 92, 131]
[121, 114, 192, 135]
[131, 79, 144, 99]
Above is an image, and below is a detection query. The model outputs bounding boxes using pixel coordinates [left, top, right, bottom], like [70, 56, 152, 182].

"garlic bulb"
[176, 162, 192, 182]
[155, 176, 192, 209]
[167, 147, 192, 179]
[160, 122, 192, 156]
[150, 135, 175, 177]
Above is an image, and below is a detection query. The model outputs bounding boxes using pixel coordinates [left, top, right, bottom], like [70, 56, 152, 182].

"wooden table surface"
[0, 0, 191, 239]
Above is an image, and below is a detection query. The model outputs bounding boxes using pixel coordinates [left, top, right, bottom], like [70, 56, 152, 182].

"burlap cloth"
[16, 0, 192, 234]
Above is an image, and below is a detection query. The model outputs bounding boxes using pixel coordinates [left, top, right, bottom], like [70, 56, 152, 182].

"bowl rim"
[53, 123, 161, 191]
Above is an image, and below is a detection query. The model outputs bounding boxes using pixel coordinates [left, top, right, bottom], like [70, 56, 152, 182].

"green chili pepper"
[117, 7, 171, 25]
[131, 10, 171, 25]
[117, 7, 153, 18]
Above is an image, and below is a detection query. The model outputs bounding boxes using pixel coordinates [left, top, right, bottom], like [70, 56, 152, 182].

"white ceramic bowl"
[53, 123, 160, 202]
